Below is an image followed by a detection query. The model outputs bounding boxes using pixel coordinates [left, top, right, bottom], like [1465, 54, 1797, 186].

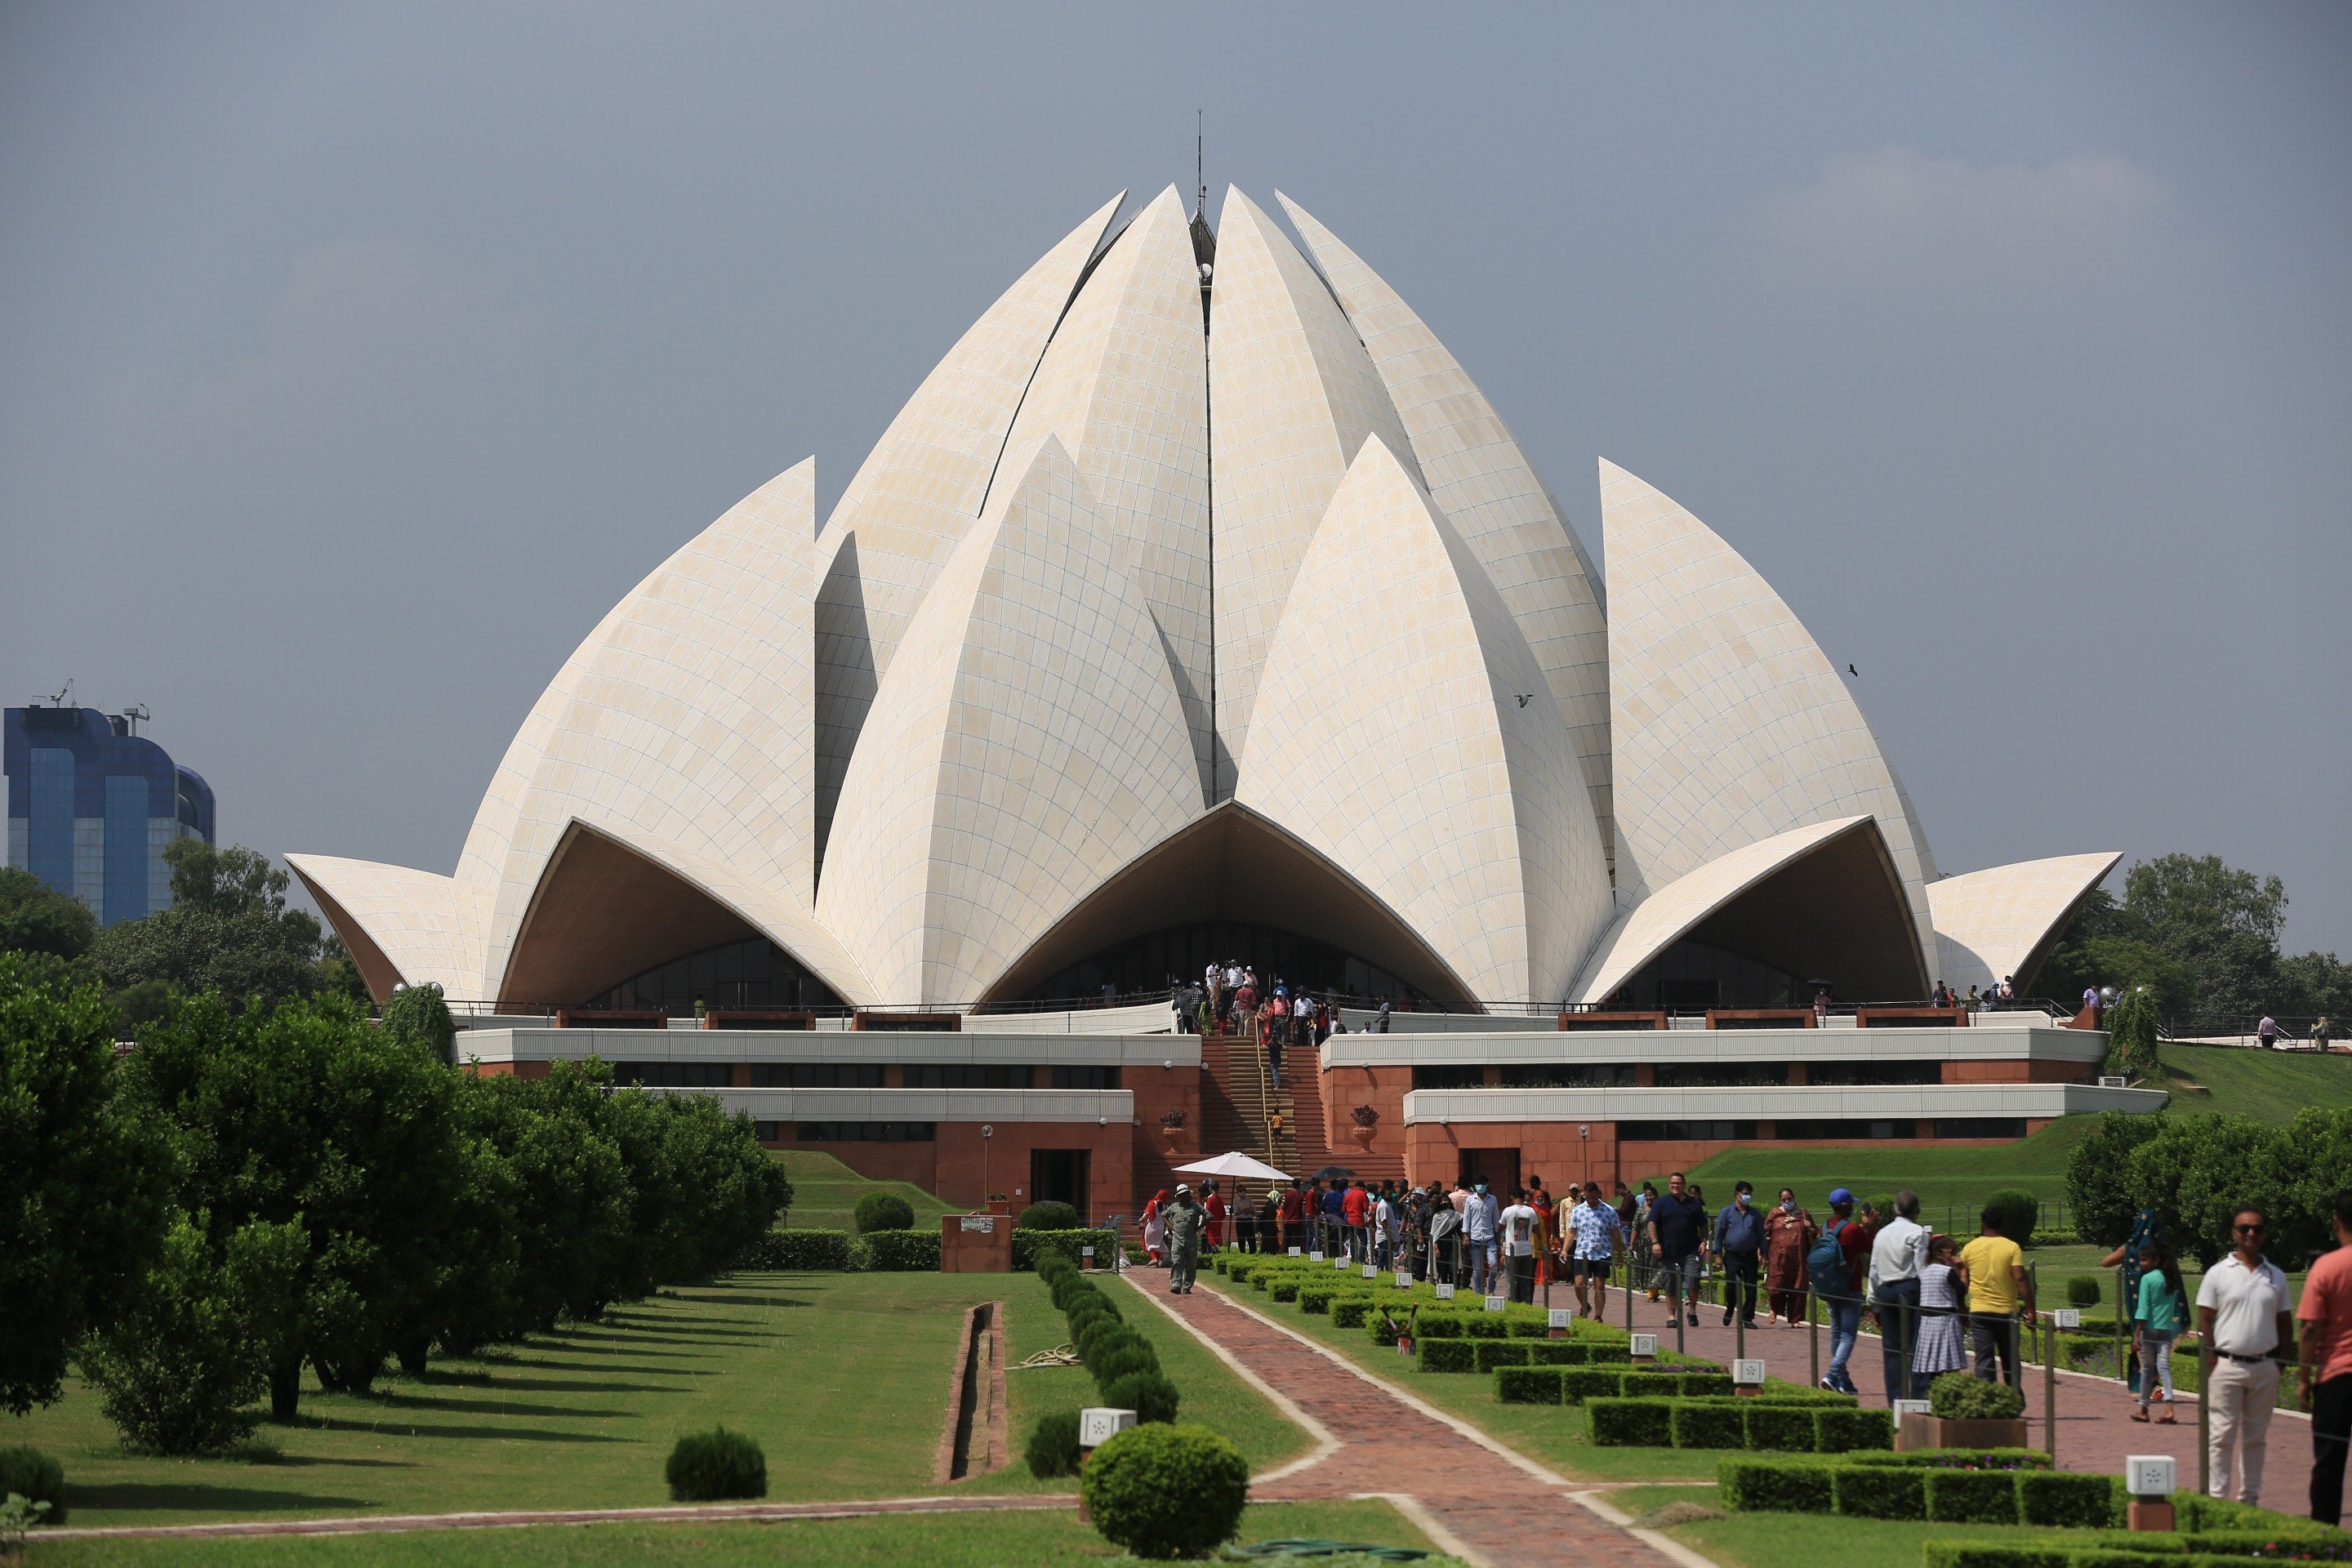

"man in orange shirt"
[2298, 1187, 2352, 1526]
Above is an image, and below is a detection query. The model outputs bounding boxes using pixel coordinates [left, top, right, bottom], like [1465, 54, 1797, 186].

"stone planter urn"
[1896, 1413, 2030, 1452]
[1159, 1116, 1190, 1159]
[1349, 1123, 1377, 1152]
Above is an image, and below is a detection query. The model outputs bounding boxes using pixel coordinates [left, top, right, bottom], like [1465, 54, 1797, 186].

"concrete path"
[1137, 1275, 1710, 1568]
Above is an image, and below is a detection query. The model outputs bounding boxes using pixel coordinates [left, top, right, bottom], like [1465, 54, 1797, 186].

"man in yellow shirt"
[1957, 1208, 2035, 1388]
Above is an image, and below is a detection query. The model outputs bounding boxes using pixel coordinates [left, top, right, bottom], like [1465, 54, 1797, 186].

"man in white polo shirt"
[2197, 1203, 2297, 1502]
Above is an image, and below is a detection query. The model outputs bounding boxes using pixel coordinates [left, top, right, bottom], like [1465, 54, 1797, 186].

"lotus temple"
[288, 186, 2163, 1214]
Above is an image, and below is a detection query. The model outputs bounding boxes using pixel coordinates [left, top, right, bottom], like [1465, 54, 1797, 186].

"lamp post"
[981, 1123, 993, 1211]
[1579, 1124, 1590, 1191]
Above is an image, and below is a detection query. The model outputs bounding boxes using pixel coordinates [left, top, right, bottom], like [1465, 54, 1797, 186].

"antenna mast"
[1196, 109, 1205, 216]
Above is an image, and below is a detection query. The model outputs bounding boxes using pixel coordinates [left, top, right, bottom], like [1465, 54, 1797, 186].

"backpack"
[1807, 1219, 1851, 1295]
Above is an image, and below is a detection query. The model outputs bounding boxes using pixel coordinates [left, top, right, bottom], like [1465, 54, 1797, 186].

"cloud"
[1754, 147, 2175, 290]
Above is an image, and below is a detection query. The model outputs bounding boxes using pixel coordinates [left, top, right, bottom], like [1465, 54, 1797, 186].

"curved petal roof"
[1000, 187, 1214, 800]
[1205, 187, 1419, 798]
[477, 458, 821, 991]
[813, 193, 1127, 853]
[1929, 851, 2122, 994]
[285, 854, 491, 1002]
[817, 436, 1201, 1004]
[1599, 457, 1939, 967]
[1278, 193, 1615, 860]
[1236, 435, 1612, 1004]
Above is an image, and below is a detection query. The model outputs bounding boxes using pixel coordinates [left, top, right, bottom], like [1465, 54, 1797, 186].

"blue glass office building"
[5, 706, 215, 924]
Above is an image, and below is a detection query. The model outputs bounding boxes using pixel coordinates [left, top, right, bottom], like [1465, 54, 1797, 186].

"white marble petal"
[1000, 187, 1214, 800]
[1278, 194, 1615, 858]
[813, 193, 1128, 859]
[817, 437, 1201, 1005]
[1207, 187, 1419, 798]
[1600, 458, 1938, 967]
[285, 854, 492, 1002]
[1930, 851, 2123, 994]
[1237, 436, 1613, 1005]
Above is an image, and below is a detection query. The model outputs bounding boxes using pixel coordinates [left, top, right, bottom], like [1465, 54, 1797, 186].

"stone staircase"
[1292, 1058, 1405, 1187]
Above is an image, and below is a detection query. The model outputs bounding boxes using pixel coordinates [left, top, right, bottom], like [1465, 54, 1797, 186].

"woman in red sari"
[1763, 1186, 1817, 1325]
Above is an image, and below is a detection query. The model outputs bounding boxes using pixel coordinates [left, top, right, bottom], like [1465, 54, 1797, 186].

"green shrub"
[665, 1427, 767, 1501]
[1017, 1200, 1080, 1232]
[2016, 1471, 2115, 1529]
[1833, 1463, 1926, 1519]
[1588, 1399, 1675, 1447]
[1270, 1281, 1299, 1303]
[1463, 1315, 1508, 1339]
[1744, 1405, 1819, 1452]
[1101, 1370, 1181, 1425]
[1930, 1371, 2027, 1421]
[1845, 1448, 2050, 1471]
[1585, 1343, 1631, 1365]
[1924, 1468, 2020, 1524]
[1917, 1549, 2069, 1568]
[2168, 1526, 2352, 1552]
[1982, 1189, 2041, 1248]
[0, 1447, 65, 1526]
[79, 1214, 267, 1455]
[1419, 1339, 1476, 1374]
[1814, 1405, 1895, 1453]
[1719, 1456, 1835, 1512]
[1529, 1341, 1586, 1365]
[1026, 1410, 1081, 1478]
[1475, 1342, 1534, 1373]
[1415, 1315, 1468, 1339]
[1330, 1298, 1373, 1329]
[2066, 1274, 2103, 1307]
[1080, 1423, 1247, 1561]
[1090, 1342, 1160, 1392]
[1013, 1229, 1116, 1272]
[1679, 1372, 1735, 1399]
[1298, 1285, 1340, 1315]
[851, 1228, 939, 1272]
[1506, 1317, 1549, 1339]
[737, 1227, 853, 1269]
[1561, 1367, 1627, 1403]
[1496, 1367, 1564, 1404]
[1671, 1402, 1748, 1449]
[853, 1192, 915, 1234]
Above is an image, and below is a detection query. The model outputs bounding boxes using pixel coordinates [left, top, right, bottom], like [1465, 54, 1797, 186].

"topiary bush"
[1930, 1371, 2026, 1422]
[737, 1228, 851, 1270]
[0, 1448, 65, 1526]
[1089, 1342, 1160, 1393]
[1100, 1370, 1182, 1426]
[1496, 1367, 1565, 1404]
[1718, 1456, 1835, 1512]
[1814, 1406, 1895, 1453]
[666, 1426, 767, 1501]
[1671, 1402, 1748, 1449]
[1017, 1200, 1080, 1232]
[2016, 1470, 2114, 1528]
[1561, 1367, 1627, 1403]
[1744, 1404, 1819, 1452]
[1833, 1462, 1925, 1519]
[1418, 1339, 1476, 1374]
[853, 1192, 915, 1234]
[2065, 1275, 2102, 1307]
[1922, 1468, 2020, 1524]
[852, 1228, 940, 1271]
[1588, 1398, 1675, 1447]
[1475, 1342, 1534, 1373]
[1080, 1422, 1247, 1560]
[1981, 1189, 2040, 1248]
[1026, 1410, 1081, 1478]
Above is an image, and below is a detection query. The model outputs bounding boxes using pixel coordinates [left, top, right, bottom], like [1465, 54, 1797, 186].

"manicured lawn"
[2, 1266, 1302, 1531]
[22, 1499, 1448, 1567]
[1196, 1269, 1719, 1483]
[2153, 1041, 2352, 1123]
[1671, 1116, 2097, 1226]
[1608, 1482, 2084, 1568]
[773, 1149, 958, 1232]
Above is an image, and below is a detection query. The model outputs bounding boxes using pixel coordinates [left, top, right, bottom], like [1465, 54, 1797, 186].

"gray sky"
[5, 3, 2347, 956]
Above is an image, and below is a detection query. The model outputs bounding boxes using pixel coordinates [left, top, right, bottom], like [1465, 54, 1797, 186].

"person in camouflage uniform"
[1164, 1183, 1206, 1294]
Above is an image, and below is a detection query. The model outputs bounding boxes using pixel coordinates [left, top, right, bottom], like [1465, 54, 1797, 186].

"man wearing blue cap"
[1811, 1188, 1870, 1395]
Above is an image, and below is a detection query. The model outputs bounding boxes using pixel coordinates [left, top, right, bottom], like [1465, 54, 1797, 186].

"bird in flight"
[1847, 664, 1859, 678]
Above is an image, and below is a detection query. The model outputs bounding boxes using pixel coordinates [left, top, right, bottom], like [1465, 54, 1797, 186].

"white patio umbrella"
[1174, 1151, 1290, 1183]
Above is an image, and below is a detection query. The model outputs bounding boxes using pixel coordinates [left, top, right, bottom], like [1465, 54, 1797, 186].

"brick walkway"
[1617, 1293, 2316, 1512]
[1134, 1276, 1702, 1568]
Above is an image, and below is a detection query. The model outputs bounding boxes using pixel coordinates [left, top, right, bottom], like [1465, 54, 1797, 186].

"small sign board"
[1732, 1359, 1766, 1387]
[1362, 1263, 1379, 1279]
[1395, 1269, 1414, 1288]
[1308, 1250, 1324, 1262]
[958, 1215, 996, 1233]
[2126, 1454, 2177, 1498]
[1484, 1294, 1508, 1312]
[1079, 1407, 1137, 1450]
[1893, 1398, 1932, 1419]
[1288, 1246, 1303, 1257]
[1549, 1307, 1574, 1330]
[1334, 1255, 1351, 1270]
[1629, 1332, 1658, 1359]
[1435, 1282, 1456, 1300]
[2054, 1308, 2082, 1330]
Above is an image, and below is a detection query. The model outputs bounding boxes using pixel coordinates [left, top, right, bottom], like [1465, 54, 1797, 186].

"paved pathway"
[1136, 1276, 1707, 1568]
[1612, 1290, 2316, 1513]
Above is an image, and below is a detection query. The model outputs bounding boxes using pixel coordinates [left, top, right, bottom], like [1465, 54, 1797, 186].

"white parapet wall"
[1321, 1022, 2105, 1072]
[457, 1027, 1200, 1071]
[1401, 1081, 2165, 1125]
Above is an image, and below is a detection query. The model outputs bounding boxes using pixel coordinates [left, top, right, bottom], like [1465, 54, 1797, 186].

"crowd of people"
[1172, 963, 1410, 1084]
[1129, 1169, 2352, 1526]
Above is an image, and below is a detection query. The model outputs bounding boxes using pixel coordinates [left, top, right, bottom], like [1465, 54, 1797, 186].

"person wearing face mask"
[1765, 1187, 1817, 1326]
[1715, 1181, 1765, 1330]
[1465, 1179, 1501, 1296]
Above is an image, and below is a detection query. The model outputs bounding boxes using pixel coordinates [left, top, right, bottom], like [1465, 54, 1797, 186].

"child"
[1913, 1234, 1968, 1379]
[2132, 1241, 2188, 1423]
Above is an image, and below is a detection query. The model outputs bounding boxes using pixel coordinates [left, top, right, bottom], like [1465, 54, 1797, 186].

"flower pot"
[1160, 1127, 1188, 1158]
[1349, 1125, 1377, 1151]
[1896, 1413, 2030, 1451]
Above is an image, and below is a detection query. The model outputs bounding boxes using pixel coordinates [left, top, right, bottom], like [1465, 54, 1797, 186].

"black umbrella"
[1308, 1165, 1356, 1181]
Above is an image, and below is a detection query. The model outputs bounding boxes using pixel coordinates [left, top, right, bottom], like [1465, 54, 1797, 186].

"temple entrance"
[1456, 1147, 1521, 1197]
[1029, 1148, 1092, 1225]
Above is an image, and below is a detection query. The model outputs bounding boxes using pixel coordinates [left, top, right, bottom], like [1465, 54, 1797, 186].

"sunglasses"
[2234, 1223, 2266, 1233]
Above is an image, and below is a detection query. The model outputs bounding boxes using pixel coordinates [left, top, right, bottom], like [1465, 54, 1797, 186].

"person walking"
[1278, 1178, 1309, 1253]
[2259, 1013, 2281, 1050]
[1200, 1179, 1227, 1255]
[1163, 1183, 1205, 1295]
[1914, 1235, 1969, 1382]
[2198, 1203, 2296, 1502]
[1428, 1189, 1463, 1285]
[1571, 1186, 1624, 1318]
[1716, 1182, 1765, 1330]
[1634, 1182, 1660, 1300]
[1142, 1188, 1169, 1266]
[2132, 1241, 2189, 1424]
[1343, 1178, 1373, 1263]
[1958, 1205, 2034, 1387]
[1320, 1178, 1348, 1258]
[1869, 1190, 1932, 1405]
[1466, 1181, 1502, 1296]
[1650, 1172, 1709, 1327]
[2297, 1187, 2352, 1525]
[1811, 1189, 1869, 1395]
[1765, 1187, 1816, 1325]
[1499, 1188, 1541, 1303]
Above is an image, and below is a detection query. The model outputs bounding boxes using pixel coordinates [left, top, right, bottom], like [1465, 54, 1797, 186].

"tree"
[465, 1063, 636, 1333]
[91, 841, 336, 1012]
[0, 956, 169, 1413]
[2104, 985, 2163, 1077]
[2065, 1110, 2164, 1250]
[0, 866, 96, 961]
[381, 982, 457, 1065]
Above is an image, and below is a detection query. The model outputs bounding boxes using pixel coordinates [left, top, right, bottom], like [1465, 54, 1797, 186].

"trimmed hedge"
[1269, 1281, 1300, 1303]
[1012, 1229, 1117, 1272]
[1671, 1401, 1748, 1449]
[1419, 1339, 1477, 1374]
[1102, 1370, 1182, 1425]
[1718, 1456, 2214, 1537]
[1743, 1404, 1819, 1452]
[1590, 1398, 1676, 1446]
[1927, 1468, 2023, 1524]
[849, 1228, 941, 1272]
[1476, 1341, 1534, 1373]
[737, 1228, 852, 1270]
[1497, 1366, 1564, 1405]
[0, 1446, 66, 1525]
[1834, 1462, 1927, 1519]
[1722, 1457, 1837, 1513]
[1330, 1298, 1374, 1329]
[1027, 1410, 1081, 1477]
[1590, 1401, 1893, 1452]
[1814, 1405, 1895, 1452]
[2017, 1471, 2118, 1529]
